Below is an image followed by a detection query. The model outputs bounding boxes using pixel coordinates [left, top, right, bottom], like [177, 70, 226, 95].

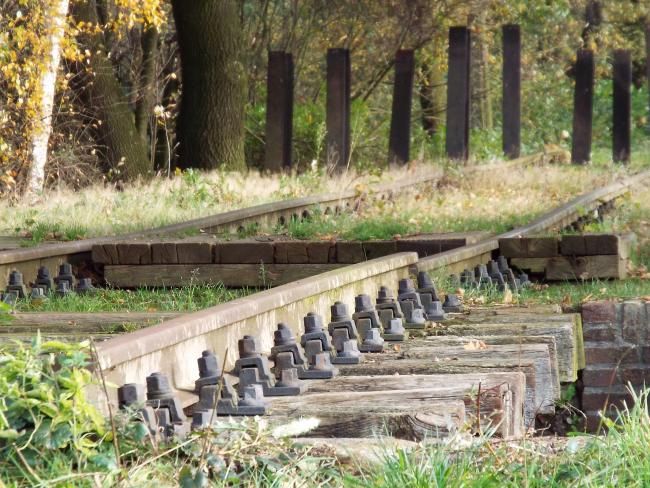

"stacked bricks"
[581, 300, 650, 431]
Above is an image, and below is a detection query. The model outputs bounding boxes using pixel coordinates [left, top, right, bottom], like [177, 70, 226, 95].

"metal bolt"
[274, 323, 295, 346]
[354, 295, 373, 314]
[146, 372, 173, 400]
[304, 312, 324, 333]
[238, 335, 260, 359]
[75, 278, 95, 294]
[198, 350, 220, 378]
[118, 383, 145, 408]
[376, 286, 394, 304]
[8, 271, 23, 287]
[331, 301, 350, 321]
[398, 278, 415, 295]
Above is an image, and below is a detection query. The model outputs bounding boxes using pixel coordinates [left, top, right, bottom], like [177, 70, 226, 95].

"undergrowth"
[10, 282, 253, 314]
[3, 338, 650, 486]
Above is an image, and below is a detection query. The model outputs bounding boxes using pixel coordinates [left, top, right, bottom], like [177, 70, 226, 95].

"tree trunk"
[171, 0, 247, 171]
[419, 60, 445, 137]
[26, 0, 69, 194]
[70, 0, 151, 181]
[135, 26, 159, 143]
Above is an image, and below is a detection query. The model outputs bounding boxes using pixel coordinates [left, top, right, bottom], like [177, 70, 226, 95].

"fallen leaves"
[463, 340, 488, 351]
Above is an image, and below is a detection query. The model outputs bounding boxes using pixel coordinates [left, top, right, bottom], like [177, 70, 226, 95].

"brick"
[581, 301, 616, 324]
[620, 365, 650, 385]
[362, 241, 397, 260]
[307, 241, 335, 264]
[582, 324, 616, 342]
[219, 242, 274, 264]
[622, 300, 648, 344]
[585, 344, 636, 365]
[581, 388, 634, 411]
[582, 367, 618, 388]
[640, 346, 650, 363]
[336, 242, 365, 263]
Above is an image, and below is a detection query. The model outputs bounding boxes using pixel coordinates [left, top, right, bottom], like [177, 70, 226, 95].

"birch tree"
[25, 0, 69, 194]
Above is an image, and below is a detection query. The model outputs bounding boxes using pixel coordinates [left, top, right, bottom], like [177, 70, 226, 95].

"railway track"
[72, 166, 650, 441]
[0, 151, 556, 285]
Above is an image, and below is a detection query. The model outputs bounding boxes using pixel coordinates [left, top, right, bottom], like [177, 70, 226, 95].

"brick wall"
[581, 300, 650, 431]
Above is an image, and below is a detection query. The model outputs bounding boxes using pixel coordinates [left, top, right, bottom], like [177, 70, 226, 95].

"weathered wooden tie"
[294, 373, 526, 438]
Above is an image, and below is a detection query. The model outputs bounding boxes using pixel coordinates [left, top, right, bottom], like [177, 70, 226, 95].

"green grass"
[448, 277, 650, 309]
[11, 282, 253, 314]
[280, 206, 542, 241]
[14, 220, 89, 246]
[346, 390, 650, 487]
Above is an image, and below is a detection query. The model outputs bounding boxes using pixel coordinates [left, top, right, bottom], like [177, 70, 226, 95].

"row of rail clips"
[116, 272, 464, 439]
[1, 264, 96, 305]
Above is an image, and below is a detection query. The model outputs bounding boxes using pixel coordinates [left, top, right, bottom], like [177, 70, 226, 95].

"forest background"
[1, 0, 649, 196]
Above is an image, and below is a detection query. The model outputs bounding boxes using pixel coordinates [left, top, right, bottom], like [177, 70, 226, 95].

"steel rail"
[90, 160, 649, 413]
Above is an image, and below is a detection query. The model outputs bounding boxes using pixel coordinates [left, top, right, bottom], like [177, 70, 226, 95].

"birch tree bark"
[26, 0, 69, 194]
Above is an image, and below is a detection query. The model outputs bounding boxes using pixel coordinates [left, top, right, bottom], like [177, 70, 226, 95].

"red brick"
[581, 301, 616, 324]
[620, 365, 650, 385]
[622, 300, 648, 344]
[582, 367, 619, 388]
[581, 389, 634, 411]
[585, 344, 636, 365]
[582, 324, 616, 342]
[642, 347, 650, 363]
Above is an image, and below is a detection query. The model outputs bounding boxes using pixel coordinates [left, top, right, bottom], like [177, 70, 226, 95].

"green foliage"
[0, 337, 112, 483]
[14, 217, 88, 246]
[15, 283, 252, 314]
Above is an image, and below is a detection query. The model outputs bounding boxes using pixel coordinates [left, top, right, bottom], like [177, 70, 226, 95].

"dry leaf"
[393, 344, 401, 352]
[502, 288, 513, 304]
[456, 287, 465, 297]
[561, 294, 572, 307]
[464, 340, 488, 351]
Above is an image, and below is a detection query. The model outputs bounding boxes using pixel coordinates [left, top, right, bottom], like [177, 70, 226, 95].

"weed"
[14, 283, 253, 314]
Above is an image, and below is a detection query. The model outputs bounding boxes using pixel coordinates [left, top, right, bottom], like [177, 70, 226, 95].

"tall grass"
[347, 388, 650, 488]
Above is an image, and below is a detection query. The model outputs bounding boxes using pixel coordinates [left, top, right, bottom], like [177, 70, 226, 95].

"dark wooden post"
[326, 48, 351, 170]
[264, 51, 293, 171]
[571, 49, 595, 164]
[445, 26, 471, 161]
[502, 25, 521, 159]
[612, 49, 631, 163]
[388, 49, 415, 165]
